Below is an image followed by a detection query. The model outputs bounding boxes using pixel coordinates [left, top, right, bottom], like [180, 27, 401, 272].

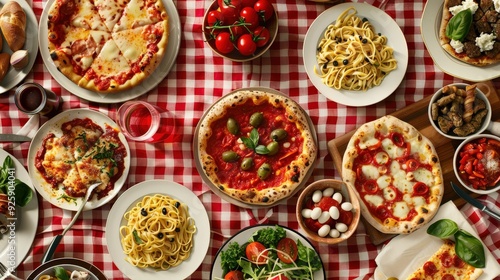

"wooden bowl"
[202, 0, 278, 62]
[296, 179, 360, 245]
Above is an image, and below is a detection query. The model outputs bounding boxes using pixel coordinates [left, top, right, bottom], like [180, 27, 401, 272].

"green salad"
[217, 225, 323, 280]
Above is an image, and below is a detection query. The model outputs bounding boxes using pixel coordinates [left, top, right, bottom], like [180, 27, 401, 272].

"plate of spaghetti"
[303, 3, 408, 107]
[105, 180, 210, 279]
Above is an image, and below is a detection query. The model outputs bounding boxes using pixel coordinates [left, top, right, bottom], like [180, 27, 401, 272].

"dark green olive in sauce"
[257, 163, 272, 180]
[226, 118, 239, 135]
[240, 157, 254, 170]
[222, 151, 239, 162]
[270, 128, 287, 141]
[266, 141, 279, 156]
[249, 112, 264, 128]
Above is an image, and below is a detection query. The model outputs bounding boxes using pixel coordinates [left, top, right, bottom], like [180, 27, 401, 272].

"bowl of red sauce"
[296, 179, 360, 244]
[454, 134, 500, 194]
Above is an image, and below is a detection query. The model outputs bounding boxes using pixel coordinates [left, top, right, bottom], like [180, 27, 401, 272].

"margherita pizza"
[342, 116, 444, 234]
[197, 89, 317, 206]
[46, 0, 169, 93]
[35, 118, 128, 200]
[407, 239, 483, 280]
[439, 0, 500, 66]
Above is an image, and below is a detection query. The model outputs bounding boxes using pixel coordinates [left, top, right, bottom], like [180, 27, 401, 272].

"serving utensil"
[41, 182, 101, 264]
[0, 134, 31, 142]
[451, 182, 500, 222]
[0, 261, 23, 280]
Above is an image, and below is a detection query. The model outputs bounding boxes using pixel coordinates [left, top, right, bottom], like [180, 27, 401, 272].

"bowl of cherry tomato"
[454, 134, 500, 194]
[296, 179, 360, 245]
[202, 0, 278, 62]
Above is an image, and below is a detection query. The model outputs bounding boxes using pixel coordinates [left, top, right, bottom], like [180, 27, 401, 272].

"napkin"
[374, 201, 500, 280]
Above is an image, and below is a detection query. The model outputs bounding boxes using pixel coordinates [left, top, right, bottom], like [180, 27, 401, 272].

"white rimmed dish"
[27, 109, 130, 211]
[105, 180, 210, 280]
[0, 0, 38, 94]
[303, 2, 408, 107]
[421, 0, 500, 82]
[27, 258, 107, 280]
[210, 224, 326, 280]
[38, 0, 181, 103]
[0, 149, 38, 269]
[453, 134, 500, 195]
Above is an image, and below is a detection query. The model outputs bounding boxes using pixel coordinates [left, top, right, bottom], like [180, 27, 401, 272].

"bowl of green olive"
[193, 87, 318, 209]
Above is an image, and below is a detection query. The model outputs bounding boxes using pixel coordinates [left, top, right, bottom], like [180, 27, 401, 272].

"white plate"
[0, 0, 39, 94]
[0, 149, 38, 268]
[303, 2, 408, 107]
[374, 201, 500, 280]
[105, 180, 211, 280]
[210, 224, 326, 279]
[38, 0, 181, 103]
[27, 109, 130, 211]
[27, 257, 107, 280]
[421, 0, 500, 82]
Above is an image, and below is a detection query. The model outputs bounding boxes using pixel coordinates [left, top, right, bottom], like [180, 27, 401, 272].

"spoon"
[41, 182, 101, 264]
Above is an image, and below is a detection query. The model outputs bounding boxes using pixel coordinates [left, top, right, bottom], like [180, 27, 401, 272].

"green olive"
[226, 118, 239, 135]
[257, 163, 272, 180]
[240, 157, 254, 170]
[222, 151, 239, 162]
[270, 128, 287, 141]
[249, 112, 264, 128]
[266, 141, 279, 156]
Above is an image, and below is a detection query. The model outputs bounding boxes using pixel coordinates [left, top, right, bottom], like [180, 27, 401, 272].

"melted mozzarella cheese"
[376, 175, 391, 189]
[374, 152, 389, 165]
[413, 168, 433, 186]
[358, 137, 380, 150]
[393, 201, 410, 219]
[390, 161, 412, 194]
[362, 165, 380, 180]
[381, 138, 405, 158]
[364, 195, 383, 207]
[383, 187, 396, 201]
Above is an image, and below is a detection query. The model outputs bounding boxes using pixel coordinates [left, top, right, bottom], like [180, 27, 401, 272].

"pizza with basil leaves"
[197, 89, 317, 206]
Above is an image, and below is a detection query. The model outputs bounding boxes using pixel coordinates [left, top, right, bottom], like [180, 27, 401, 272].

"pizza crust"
[342, 116, 444, 234]
[197, 89, 317, 206]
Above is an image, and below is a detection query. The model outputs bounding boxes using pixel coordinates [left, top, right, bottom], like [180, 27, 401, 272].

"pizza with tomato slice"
[46, 0, 169, 93]
[341, 115, 444, 234]
[407, 239, 483, 280]
[197, 89, 317, 206]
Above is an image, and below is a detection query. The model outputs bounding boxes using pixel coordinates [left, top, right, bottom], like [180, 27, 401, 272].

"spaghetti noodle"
[314, 7, 397, 91]
[119, 194, 197, 270]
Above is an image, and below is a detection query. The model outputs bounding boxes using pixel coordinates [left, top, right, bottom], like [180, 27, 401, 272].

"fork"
[0, 262, 23, 280]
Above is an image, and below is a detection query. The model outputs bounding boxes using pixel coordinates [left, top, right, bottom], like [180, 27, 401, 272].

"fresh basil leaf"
[53, 266, 70, 280]
[427, 219, 459, 238]
[240, 137, 256, 150]
[13, 179, 33, 207]
[454, 229, 486, 268]
[446, 9, 472, 41]
[249, 128, 260, 146]
[132, 230, 144, 244]
[255, 145, 270, 155]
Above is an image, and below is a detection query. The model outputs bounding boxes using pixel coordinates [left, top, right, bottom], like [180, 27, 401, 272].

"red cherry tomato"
[363, 180, 379, 194]
[218, 0, 241, 24]
[304, 217, 322, 232]
[224, 270, 244, 280]
[390, 132, 406, 147]
[215, 32, 235, 54]
[267, 274, 290, 280]
[237, 33, 257, 55]
[230, 22, 246, 37]
[405, 159, 419, 171]
[245, 241, 268, 265]
[254, 0, 274, 22]
[316, 196, 340, 212]
[338, 210, 353, 226]
[253, 26, 270, 47]
[374, 205, 390, 221]
[240, 0, 257, 7]
[276, 238, 298, 264]
[412, 182, 429, 196]
[207, 10, 225, 26]
[240, 7, 259, 30]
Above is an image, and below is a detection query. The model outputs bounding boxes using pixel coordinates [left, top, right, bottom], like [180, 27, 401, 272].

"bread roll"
[0, 1, 26, 52]
[0, 53, 11, 82]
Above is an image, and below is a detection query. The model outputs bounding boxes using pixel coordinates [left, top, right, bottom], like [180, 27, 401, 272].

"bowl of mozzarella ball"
[296, 179, 360, 245]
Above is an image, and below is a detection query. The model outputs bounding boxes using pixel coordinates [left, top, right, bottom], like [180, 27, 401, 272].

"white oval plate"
[0, 0, 39, 94]
[421, 0, 500, 82]
[27, 109, 130, 211]
[210, 224, 326, 279]
[27, 258, 107, 280]
[38, 0, 181, 103]
[0, 149, 38, 269]
[303, 2, 408, 107]
[105, 180, 211, 280]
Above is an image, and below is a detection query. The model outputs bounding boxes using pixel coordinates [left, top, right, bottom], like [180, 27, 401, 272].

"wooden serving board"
[327, 82, 500, 245]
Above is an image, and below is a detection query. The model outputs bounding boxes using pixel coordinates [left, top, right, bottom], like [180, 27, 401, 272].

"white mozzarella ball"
[312, 190, 323, 203]
[301, 208, 312, 219]
[332, 192, 343, 203]
[318, 211, 330, 224]
[336, 222, 348, 233]
[322, 187, 334, 197]
[310, 207, 322, 220]
[341, 202, 353, 211]
[318, 224, 331, 237]
[329, 228, 340, 238]
[329, 206, 340, 220]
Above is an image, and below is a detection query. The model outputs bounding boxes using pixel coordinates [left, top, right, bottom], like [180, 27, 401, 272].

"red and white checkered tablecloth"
[1, 0, 499, 279]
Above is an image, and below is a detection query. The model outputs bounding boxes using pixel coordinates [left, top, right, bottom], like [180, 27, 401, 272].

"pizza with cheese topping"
[342, 116, 444, 234]
[46, 0, 168, 93]
[35, 118, 128, 199]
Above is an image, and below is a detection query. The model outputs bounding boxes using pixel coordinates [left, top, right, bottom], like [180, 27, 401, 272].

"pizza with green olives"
[197, 89, 317, 206]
